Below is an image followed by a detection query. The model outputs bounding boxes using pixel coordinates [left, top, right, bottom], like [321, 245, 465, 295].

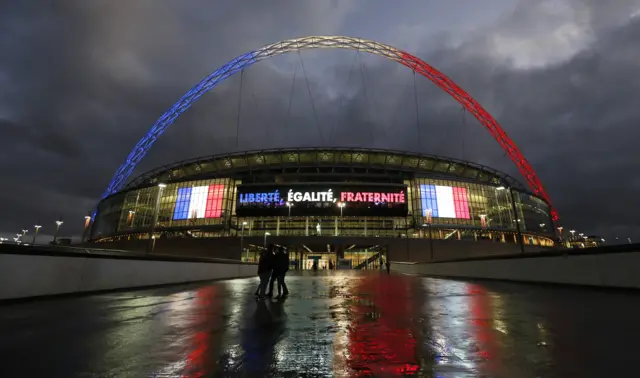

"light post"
[337, 202, 345, 236]
[240, 221, 247, 261]
[147, 183, 166, 254]
[32, 225, 42, 244]
[82, 214, 92, 242]
[425, 209, 434, 261]
[569, 230, 575, 241]
[53, 220, 64, 244]
[286, 202, 293, 235]
[264, 232, 270, 248]
[21, 229, 28, 241]
[501, 185, 524, 254]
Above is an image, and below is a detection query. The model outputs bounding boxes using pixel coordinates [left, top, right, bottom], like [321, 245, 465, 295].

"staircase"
[353, 252, 381, 270]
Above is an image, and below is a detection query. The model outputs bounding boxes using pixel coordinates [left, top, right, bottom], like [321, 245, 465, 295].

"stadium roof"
[123, 147, 528, 192]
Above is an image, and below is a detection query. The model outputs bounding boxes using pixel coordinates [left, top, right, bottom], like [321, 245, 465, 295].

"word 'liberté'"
[238, 190, 281, 204]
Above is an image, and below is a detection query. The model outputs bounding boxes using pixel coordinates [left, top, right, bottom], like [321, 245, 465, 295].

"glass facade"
[91, 176, 554, 247]
[92, 178, 236, 239]
[410, 178, 523, 230]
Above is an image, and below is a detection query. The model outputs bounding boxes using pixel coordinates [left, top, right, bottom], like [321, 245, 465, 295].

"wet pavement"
[1, 271, 640, 377]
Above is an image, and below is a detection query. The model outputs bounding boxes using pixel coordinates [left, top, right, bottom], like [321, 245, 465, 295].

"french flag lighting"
[420, 184, 470, 219]
[173, 184, 225, 220]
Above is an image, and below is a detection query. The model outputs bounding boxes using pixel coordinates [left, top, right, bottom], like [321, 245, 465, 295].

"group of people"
[255, 244, 290, 299]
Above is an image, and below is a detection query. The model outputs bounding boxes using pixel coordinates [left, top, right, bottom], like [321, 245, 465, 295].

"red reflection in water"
[467, 284, 499, 370]
[347, 274, 420, 376]
[182, 286, 223, 378]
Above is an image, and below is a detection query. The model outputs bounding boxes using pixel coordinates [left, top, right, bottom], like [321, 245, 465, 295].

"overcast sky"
[1, 0, 639, 242]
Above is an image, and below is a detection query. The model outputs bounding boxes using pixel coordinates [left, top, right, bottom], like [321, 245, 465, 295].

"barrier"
[391, 246, 640, 289]
[0, 246, 256, 300]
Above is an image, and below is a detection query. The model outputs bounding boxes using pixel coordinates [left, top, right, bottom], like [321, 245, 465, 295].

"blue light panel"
[420, 184, 439, 217]
[173, 187, 193, 220]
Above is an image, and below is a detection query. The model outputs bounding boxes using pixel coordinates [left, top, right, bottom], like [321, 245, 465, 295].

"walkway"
[1, 271, 639, 377]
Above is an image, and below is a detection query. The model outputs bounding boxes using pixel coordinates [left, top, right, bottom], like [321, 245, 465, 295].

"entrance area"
[242, 242, 388, 270]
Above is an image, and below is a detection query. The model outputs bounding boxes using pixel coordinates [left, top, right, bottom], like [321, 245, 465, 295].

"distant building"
[567, 235, 604, 249]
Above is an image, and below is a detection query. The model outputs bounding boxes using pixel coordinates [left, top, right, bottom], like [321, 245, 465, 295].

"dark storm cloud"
[1, 0, 639, 241]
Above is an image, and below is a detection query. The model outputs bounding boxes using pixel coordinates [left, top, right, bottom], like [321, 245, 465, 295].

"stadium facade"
[89, 147, 555, 264]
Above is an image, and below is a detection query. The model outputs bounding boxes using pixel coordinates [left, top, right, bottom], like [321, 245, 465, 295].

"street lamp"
[32, 224, 42, 244]
[425, 209, 434, 260]
[81, 214, 92, 243]
[240, 221, 247, 261]
[337, 202, 345, 236]
[53, 220, 64, 244]
[503, 185, 524, 254]
[147, 183, 166, 254]
[286, 202, 293, 235]
[264, 232, 271, 248]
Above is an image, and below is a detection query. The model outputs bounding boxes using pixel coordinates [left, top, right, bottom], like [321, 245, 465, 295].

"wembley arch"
[101, 36, 558, 221]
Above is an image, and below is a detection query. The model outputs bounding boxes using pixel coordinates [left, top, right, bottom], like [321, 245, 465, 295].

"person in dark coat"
[266, 247, 280, 297]
[255, 244, 275, 298]
[276, 245, 289, 297]
[267, 245, 290, 297]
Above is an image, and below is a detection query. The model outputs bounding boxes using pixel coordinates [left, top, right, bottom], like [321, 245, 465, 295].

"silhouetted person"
[277, 246, 289, 297]
[266, 247, 280, 297]
[255, 244, 275, 298]
[385, 260, 391, 274]
[267, 246, 290, 297]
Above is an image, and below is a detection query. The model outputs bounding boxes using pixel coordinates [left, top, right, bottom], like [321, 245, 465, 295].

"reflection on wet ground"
[1, 271, 640, 377]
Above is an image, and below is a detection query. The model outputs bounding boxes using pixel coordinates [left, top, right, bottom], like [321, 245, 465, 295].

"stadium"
[88, 147, 555, 267]
[84, 36, 559, 267]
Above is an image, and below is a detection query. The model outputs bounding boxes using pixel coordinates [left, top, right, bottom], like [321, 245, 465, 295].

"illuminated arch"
[101, 36, 557, 220]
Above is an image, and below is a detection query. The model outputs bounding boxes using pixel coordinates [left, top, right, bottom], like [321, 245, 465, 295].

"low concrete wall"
[78, 238, 243, 260]
[0, 249, 256, 301]
[391, 246, 640, 289]
[83, 235, 547, 262]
